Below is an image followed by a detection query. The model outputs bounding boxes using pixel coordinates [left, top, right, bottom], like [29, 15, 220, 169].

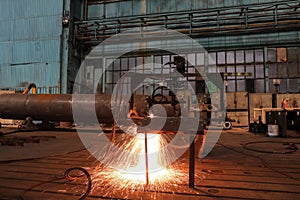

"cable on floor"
[217, 142, 300, 183]
[20, 167, 92, 200]
[243, 141, 298, 154]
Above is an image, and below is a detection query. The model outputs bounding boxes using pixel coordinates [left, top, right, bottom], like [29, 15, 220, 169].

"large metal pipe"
[0, 94, 113, 124]
[0, 94, 177, 123]
[0, 94, 201, 132]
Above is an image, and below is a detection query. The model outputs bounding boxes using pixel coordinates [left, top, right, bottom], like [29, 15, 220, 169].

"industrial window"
[212, 47, 300, 93]
[102, 53, 206, 95]
[102, 50, 268, 94]
[196, 53, 205, 66]
[85, 0, 136, 19]
[214, 49, 265, 93]
[217, 52, 225, 64]
[268, 47, 299, 93]
[88, 47, 300, 95]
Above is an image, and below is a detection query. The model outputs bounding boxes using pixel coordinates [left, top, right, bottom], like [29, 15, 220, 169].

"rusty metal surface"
[0, 94, 203, 132]
[0, 94, 113, 124]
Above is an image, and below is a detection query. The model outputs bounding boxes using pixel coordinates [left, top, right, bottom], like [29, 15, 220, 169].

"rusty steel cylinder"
[0, 94, 203, 132]
[0, 94, 177, 124]
[0, 94, 113, 124]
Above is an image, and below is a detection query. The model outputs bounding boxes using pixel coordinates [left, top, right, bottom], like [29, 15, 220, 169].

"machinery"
[0, 89, 204, 133]
[0, 57, 218, 133]
[0, 57, 226, 188]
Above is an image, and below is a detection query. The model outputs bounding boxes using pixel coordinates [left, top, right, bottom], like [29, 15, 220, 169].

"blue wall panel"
[0, 20, 13, 42]
[11, 41, 47, 64]
[0, 0, 12, 20]
[0, 62, 60, 89]
[0, 42, 13, 65]
[11, 0, 63, 19]
[12, 13, 61, 40]
[0, 0, 63, 93]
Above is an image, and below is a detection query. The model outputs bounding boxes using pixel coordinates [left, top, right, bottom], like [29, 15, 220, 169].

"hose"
[243, 141, 298, 154]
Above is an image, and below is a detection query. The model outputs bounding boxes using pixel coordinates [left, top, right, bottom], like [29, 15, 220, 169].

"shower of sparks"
[87, 125, 206, 198]
[117, 133, 168, 182]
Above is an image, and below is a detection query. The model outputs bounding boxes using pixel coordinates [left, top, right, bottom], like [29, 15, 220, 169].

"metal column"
[60, 0, 71, 94]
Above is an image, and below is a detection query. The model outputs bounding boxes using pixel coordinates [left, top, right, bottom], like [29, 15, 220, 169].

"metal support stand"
[144, 131, 149, 185]
[189, 131, 195, 188]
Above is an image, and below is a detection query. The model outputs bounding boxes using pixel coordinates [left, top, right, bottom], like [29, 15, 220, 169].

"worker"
[281, 98, 289, 109]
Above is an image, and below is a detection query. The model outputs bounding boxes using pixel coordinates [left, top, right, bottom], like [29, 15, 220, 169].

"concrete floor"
[0, 127, 300, 199]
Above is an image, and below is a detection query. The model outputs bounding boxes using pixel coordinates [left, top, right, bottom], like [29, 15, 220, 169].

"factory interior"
[1, 0, 300, 199]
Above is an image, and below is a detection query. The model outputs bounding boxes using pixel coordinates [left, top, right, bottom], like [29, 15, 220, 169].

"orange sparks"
[91, 130, 206, 198]
[116, 133, 168, 183]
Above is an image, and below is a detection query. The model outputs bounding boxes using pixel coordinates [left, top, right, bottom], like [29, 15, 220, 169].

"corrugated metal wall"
[0, 0, 63, 93]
